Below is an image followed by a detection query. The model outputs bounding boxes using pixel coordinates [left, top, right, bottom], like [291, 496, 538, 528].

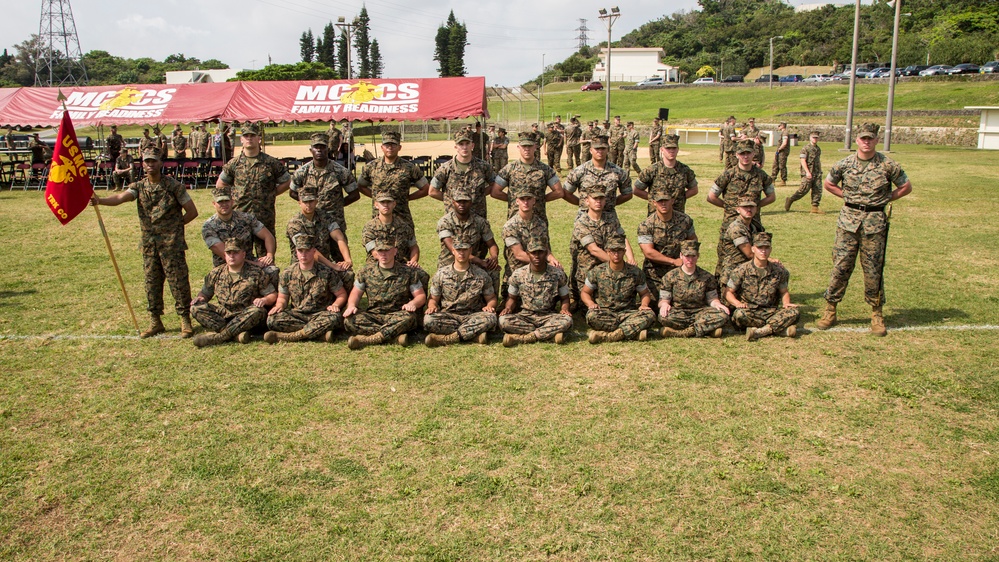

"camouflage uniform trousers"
[267, 309, 344, 339]
[491, 153, 508, 173]
[771, 151, 789, 182]
[582, 145, 592, 163]
[585, 308, 656, 339]
[255, 210, 277, 262]
[566, 145, 581, 169]
[546, 145, 562, 173]
[788, 175, 822, 206]
[424, 311, 498, 340]
[659, 307, 729, 337]
[648, 142, 661, 166]
[143, 242, 192, 317]
[724, 152, 737, 170]
[191, 303, 266, 338]
[624, 148, 641, 174]
[731, 307, 799, 333]
[345, 310, 418, 338]
[609, 144, 624, 167]
[824, 226, 888, 307]
[499, 311, 573, 341]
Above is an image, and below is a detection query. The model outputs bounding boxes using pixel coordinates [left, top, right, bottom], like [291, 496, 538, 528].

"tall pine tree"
[300, 30, 315, 63]
[317, 22, 337, 70]
[337, 32, 351, 79]
[370, 39, 383, 78]
[434, 11, 468, 77]
[356, 6, 372, 78]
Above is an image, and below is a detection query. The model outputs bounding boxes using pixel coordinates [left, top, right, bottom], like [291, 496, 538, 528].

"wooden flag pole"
[92, 202, 141, 335]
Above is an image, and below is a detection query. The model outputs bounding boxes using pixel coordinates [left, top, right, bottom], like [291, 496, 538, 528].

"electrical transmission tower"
[575, 19, 590, 50]
[34, 0, 89, 87]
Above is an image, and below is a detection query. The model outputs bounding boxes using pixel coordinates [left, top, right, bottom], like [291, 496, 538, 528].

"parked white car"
[635, 76, 664, 86]
[802, 74, 832, 82]
[692, 77, 715, 84]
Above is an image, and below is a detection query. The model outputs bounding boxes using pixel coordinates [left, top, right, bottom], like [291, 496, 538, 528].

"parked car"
[901, 65, 929, 76]
[580, 81, 604, 91]
[981, 61, 999, 74]
[721, 75, 744, 83]
[635, 76, 664, 86]
[946, 63, 980, 75]
[802, 74, 832, 83]
[691, 77, 715, 84]
[779, 74, 804, 83]
[866, 67, 894, 78]
[754, 74, 779, 83]
[919, 65, 953, 76]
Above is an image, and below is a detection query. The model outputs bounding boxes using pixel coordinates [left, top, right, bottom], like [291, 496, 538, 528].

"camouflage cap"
[451, 187, 475, 201]
[736, 139, 755, 154]
[605, 235, 627, 251]
[809, 130, 821, 137]
[381, 131, 401, 145]
[662, 134, 680, 148]
[309, 132, 329, 146]
[373, 236, 397, 251]
[591, 135, 610, 149]
[212, 186, 233, 202]
[454, 131, 472, 144]
[241, 122, 261, 136]
[858, 123, 880, 139]
[224, 238, 242, 252]
[517, 132, 537, 146]
[525, 236, 548, 253]
[511, 185, 537, 199]
[299, 186, 319, 202]
[141, 148, 161, 162]
[680, 240, 701, 256]
[651, 189, 675, 202]
[752, 232, 773, 247]
[292, 233, 316, 251]
[584, 185, 607, 198]
[373, 190, 396, 203]
[736, 196, 757, 207]
[451, 235, 473, 250]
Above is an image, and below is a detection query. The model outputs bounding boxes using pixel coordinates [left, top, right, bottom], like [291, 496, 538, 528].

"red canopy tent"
[0, 77, 488, 127]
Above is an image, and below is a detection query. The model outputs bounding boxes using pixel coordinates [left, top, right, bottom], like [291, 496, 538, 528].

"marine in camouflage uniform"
[771, 122, 790, 184]
[361, 191, 430, 292]
[718, 196, 763, 285]
[437, 188, 500, 292]
[191, 239, 277, 346]
[198, 125, 211, 159]
[357, 131, 430, 232]
[633, 134, 698, 215]
[501, 186, 555, 296]
[543, 123, 564, 173]
[264, 234, 348, 342]
[139, 129, 156, 155]
[562, 135, 633, 221]
[581, 235, 656, 343]
[430, 131, 496, 219]
[491, 128, 510, 172]
[623, 122, 642, 174]
[721, 117, 738, 170]
[499, 238, 573, 346]
[725, 232, 800, 340]
[106, 125, 124, 170]
[569, 188, 628, 303]
[112, 149, 139, 189]
[202, 186, 279, 290]
[285, 186, 354, 288]
[172, 131, 188, 159]
[636, 189, 696, 296]
[289, 132, 359, 234]
[580, 122, 595, 164]
[344, 237, 427, 348]
[154, 127, 169, 161]
[188, 127, 202, 158]
[658, 240, 729, 338]
[709, 140, 776, 275]
[217, 122, 292, 260]
[648, 117, 663, 167]
[424, 237, 499, 346]
[492, 132, 563, 224]
[607, 116, 627, 167]
[741, 118, 764, 167]
[817, 123, 912, 336]
[785, 130, 824, 213]
[564, 118, 582, 169]
[92, 148, 199, 338]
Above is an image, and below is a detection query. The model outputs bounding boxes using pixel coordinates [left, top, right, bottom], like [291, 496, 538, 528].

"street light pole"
[884, 0, 903, 151]
[336, 16, 358, 79]
[598, 7, 620, 124]
[541, 53, 545, 125]
[769, 36, 783, 90]
[844, 0, 861, 150]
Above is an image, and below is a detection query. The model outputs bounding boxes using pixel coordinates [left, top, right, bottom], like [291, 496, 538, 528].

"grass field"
[2, 142, 999, 560]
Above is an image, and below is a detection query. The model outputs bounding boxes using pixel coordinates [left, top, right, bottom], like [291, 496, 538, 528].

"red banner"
[44, 111, 94, 225]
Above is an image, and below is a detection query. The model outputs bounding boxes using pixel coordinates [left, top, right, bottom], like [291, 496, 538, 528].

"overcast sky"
[8, 0, 847, 86]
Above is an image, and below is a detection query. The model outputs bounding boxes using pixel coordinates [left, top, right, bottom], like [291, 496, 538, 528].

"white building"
[592, 48, 680, 83]
[165, 69, 241, 84]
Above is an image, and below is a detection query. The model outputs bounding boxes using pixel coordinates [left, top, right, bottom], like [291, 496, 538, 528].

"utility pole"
[34, 0, 88, 86]
[337, 16, 359, 79]
[598, 7, 620, 123]
[575, 19, 591, 51]
[769, 36, 783, 90]
[844, 0, 861, 150]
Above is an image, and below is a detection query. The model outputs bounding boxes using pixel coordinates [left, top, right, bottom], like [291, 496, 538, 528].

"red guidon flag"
[44, 111, 94, 225]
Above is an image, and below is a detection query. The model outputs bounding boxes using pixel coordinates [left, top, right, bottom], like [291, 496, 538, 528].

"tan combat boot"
[587, 330, 608, 344]
[871, 306, 887, 337]
[711, 327, 724, 338]
[553, 332, 566, 344]
[637, 330, 648, 341]
[476, 332, 489, 345]
[661, 326, 695, 338]
[811, 205, 824, 214]
[425, 332, 460, 347]
[605, 329, 625, 342]
[347, 332, 385, 350]
[236, 331, 253, 344]
[746, 325, 774, 341]
[784, 196, 792, 212]
[785, 325, 798, 338]
[264, 330, 308, 344]
[192, 331, 226, 348]
[816, 302, 837, 330]
[502, 332, 538, 347]
[140, 314, 165, 339]
[180, 315, 194, 338]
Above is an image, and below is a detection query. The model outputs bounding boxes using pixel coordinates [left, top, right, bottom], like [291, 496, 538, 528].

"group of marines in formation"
[90, 113, 911, 349]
